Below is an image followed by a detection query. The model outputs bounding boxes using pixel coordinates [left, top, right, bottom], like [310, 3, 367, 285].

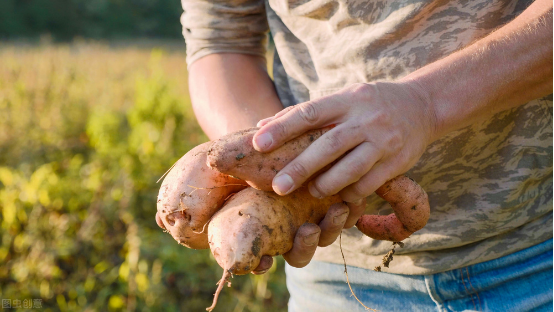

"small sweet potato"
[206, 127, 328, 191]
[156, 142, 248, 249]
[356, 176, 430, 241]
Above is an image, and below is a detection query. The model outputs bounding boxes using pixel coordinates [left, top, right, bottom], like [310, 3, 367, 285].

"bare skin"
[189, 54, 361, 273]
[189, 54, 283, 138]
[254, 0, 553, 204]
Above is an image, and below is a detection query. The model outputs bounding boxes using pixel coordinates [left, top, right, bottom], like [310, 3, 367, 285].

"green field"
[0, 42, 288, 311]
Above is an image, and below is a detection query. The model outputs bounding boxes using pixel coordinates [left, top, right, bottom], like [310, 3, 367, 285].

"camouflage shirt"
[181, 0, 553, 274]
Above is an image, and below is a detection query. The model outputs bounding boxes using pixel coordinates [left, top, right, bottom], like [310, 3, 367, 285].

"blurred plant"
[0, 43, 288, 311]
[0, 0, 183, 40]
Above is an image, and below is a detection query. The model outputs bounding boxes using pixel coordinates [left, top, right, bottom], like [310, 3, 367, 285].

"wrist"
[392, 78, 440, 145]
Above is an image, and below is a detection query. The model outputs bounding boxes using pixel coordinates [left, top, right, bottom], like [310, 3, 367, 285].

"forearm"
[402, 0, 553, 141]
[189, 54, 284, 140]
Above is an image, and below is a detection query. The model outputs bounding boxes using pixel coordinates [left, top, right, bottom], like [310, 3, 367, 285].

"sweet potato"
[209, 187, 340, 274]
[156, 142, 248, 249]
[356, 176, 430, 241]
[205, 176, 429, 310]
[206, 127, 328, 191]
[206, 187, 340, 311]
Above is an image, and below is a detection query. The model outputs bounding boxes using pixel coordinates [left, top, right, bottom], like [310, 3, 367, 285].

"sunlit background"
[0, 1, 286, 311]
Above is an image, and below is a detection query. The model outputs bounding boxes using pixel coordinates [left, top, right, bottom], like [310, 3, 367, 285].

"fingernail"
[303, 232, 320, 246]
[308, 183, 322, 199]
[252, 269, 269, 275]
[273, 174, 294, 195]
[333, 212, 349, 225]
[253, 132, 273, 150]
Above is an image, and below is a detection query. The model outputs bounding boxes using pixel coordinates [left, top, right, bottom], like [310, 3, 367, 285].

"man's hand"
[252, 0, 551, 204]
[250, 0, 551, 272]
[253, 82, 435, 203]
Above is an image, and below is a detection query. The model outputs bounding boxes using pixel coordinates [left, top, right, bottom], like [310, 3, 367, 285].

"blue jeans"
[286, 239, 553, 311]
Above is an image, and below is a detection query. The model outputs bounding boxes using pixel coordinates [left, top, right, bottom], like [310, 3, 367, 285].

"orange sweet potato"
[156, 142, 248, 249]
[356, 176, 430, 241]
[206, 187, 339, 311]
[206, 127, 328, 191]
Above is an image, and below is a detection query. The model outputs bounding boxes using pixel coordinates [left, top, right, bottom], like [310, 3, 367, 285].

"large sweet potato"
[206, 187, 339, 311]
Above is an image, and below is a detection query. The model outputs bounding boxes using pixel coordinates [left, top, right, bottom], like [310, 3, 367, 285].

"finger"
[339, 162, 395, 203]
[283, 223, 321, 268]
[344, 199, 366, 228]
[273, 105, 296, 118]
[317, 203, 349, 247]
[253, 98, 344, 152]
[256, 117, 274, 127]
[256, 106, 295, 127]
[251, 256, 274, 275]
[308, 142, 381, 198]
[272, 125, 362, 195]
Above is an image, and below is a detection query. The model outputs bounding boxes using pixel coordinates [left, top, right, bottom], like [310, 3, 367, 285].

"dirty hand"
[254, 81, 435, 203]
[249, 81, 435, 271]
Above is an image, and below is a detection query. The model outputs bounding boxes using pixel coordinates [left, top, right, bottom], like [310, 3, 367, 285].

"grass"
[0, 41, 287, 312]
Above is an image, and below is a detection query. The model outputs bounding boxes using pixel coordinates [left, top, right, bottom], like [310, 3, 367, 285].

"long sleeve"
[181, 0, 269, 66]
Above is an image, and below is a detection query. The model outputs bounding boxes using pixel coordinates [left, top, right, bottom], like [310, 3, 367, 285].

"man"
[182, 0, 552, 310]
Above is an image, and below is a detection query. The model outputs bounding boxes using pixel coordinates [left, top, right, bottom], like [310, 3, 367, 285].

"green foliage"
[0, 43, 288, 311]
[0, 0, 183, 40]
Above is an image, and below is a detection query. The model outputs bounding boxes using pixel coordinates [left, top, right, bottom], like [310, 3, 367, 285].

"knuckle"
[311, 179, 331, 197]
[281, 106, 295, 115]
[373, 167, 396, 186]
[346, 160, 367, 180]
[272, 121, 289, 141]
[351, 83, 367, 94]
[348, 198, 366, 210]
[288, 161, 311, 180]
[349, 181, 369, 200]
[372, 109, 393, 127]
[386, 129, 404, 153]
[324, 130, 344, 153]
[298, 102, 319, 125]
